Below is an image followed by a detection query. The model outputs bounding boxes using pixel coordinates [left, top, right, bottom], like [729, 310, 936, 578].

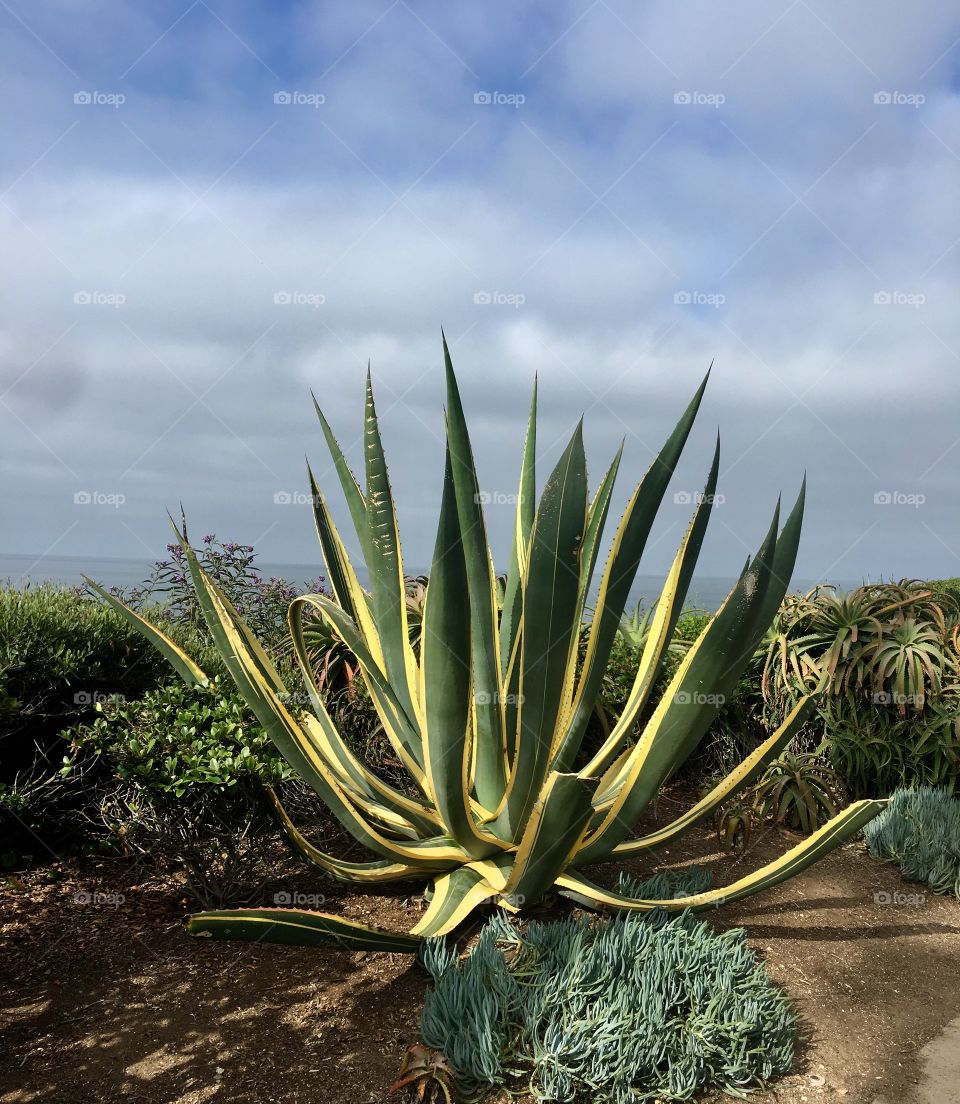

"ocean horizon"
[0, 551, 863, 615]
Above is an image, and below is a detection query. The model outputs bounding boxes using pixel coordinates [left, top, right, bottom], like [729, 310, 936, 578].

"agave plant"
[90, 339, 883, 951]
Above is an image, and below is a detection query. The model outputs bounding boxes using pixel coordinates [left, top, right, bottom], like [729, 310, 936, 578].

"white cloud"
[3, 0, 960, 585]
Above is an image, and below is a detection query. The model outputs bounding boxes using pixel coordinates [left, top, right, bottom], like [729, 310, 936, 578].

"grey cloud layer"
[3, 1, 960, 582]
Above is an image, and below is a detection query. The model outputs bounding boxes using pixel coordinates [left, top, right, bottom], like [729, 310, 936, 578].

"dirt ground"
[2, 793, 959, 1104]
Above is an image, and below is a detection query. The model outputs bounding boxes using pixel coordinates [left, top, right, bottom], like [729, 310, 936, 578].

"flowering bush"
[113, 530, 322, 655]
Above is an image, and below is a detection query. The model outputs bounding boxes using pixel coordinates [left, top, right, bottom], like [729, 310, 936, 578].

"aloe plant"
[91, 338, 884, 951]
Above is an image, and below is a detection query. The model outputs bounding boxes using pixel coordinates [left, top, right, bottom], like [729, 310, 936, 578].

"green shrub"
[0, 766, 79, 860]
[865, 786, 960, 898]
[72, 677, 290, 795]
[673, 608, 712, 643]
[69, 679, 293, 906]
[0, 584, 178, 745]
[418, 871, 795, 1102]
[0, 584, 196, 859]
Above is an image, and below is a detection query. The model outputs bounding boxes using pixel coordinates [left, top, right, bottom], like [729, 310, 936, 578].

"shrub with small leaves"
[417, 869, 795, 1103]
[71, 677, 292, 797]
[0, 583, 184, 859]
[865, 786, 960, 899]
[70, 679, 293, 906]
[0, 584, 175, 741]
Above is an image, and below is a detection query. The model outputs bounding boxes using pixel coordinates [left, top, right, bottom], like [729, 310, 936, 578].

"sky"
[3, 1, 960, 586]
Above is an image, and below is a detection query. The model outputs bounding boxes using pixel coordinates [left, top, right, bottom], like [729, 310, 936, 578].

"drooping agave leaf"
[83, 577, 209, 686]
[291, 594, 427, 782]
[611, 695, 817, 855]
[189, 908, 422, 953]
[265, 787, 440, 882]
[176, 539, 464, 868]
[560, 799, 886, 911]
[287, 609, 441, 836]
[411, 861, 510, 937]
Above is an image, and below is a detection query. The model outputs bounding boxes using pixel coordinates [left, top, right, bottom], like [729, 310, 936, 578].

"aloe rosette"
[91, 338, 884, 951]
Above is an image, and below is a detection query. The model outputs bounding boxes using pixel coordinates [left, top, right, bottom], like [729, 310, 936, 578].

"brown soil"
[2, 795, 958, 1104]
